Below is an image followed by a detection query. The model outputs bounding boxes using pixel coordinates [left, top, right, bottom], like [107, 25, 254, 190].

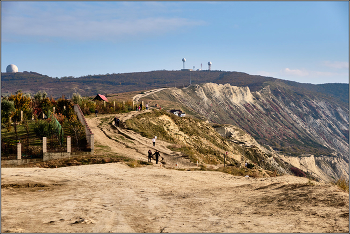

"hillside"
[138, 84, 349, 181]
[1, 71, 348, 104]
[2, 110, 349, 233]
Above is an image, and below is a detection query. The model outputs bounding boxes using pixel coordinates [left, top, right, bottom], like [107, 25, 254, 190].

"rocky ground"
[1, 109, 349, 233]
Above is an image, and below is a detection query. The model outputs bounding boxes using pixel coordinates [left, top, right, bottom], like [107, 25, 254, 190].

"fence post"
[53, 107, 55, 113]
[90, 134, 94, 153]
[67, 136, 71, 153]
[113, 101, 115, 110]
[104, 101, 106, 107]
[21, 110, 23, 122]
[17, 143, 21, 160]
[43, 137, 47, 153]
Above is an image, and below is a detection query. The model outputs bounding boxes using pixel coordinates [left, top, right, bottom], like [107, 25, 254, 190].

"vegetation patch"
[125, 109, 240, 165]
[290, 167, 307, 177]
[334, 177, 349, 193]
[126, 159, 152, 168]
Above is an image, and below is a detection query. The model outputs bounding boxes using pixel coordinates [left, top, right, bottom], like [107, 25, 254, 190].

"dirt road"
[87, 112, 197, 168]
[1, 113, 349, 233]
[2, 164, 349, 233]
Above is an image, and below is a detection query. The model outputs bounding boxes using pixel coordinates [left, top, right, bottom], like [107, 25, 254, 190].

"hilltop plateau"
[1, 70, 348, 104]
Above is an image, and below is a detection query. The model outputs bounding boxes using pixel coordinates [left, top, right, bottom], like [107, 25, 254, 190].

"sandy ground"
[1, 164, 349, 233]
[1, 111, 349, 233]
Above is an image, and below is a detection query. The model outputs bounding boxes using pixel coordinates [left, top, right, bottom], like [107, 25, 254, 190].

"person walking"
[152, 137, 156, 147]
[114, 116, 118, 126]
[95, 109, 98, 117]
[153, 150, 160, 164]
[116, 118, 120, 127]
[146, 103, 149, 110]
[148, 150, 152, 163]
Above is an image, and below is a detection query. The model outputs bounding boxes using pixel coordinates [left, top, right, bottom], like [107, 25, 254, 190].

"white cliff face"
[167, 83, 349, 181]
[200, 83, 255, 105]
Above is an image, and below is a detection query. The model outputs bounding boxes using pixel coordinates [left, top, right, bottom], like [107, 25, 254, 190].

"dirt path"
[132, 88, 168, 103]
[1, 110, 349, 233]
[87, 111, 196, 168]
[1, 164, 349, 233]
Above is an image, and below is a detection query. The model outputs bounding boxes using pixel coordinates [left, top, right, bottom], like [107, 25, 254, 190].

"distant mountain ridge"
[1, 71, 348, 104]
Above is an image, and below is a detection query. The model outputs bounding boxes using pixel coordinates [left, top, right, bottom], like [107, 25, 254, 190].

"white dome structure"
[6, 64, 18, 73]
[208, 61, 212, 70]
[182, 58, 186, 69]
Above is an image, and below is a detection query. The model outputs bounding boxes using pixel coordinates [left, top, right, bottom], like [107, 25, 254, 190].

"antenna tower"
[182, 58, 186, 69]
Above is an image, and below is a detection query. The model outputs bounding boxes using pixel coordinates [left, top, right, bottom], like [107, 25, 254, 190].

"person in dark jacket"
[114, 116, 118, 126]
[153, 150, 160, 164]
[148, 150, 152, 162]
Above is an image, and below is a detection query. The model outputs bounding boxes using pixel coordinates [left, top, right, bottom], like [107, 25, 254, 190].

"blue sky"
[1, 1, 349, 84]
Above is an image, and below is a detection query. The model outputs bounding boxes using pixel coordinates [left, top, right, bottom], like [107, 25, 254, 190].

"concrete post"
[53, 107, 55, 113]
[132, 101, 135, 110]
[21, 110, 23, 122]
[141, 101, 144, 109]
[113, 101, 115, 110]
[17, 143, 21, 160]
[43, 137, 47, 153]
[90, 134, 94, 152]
[104, 101, 106, 107]
[67, 136, 71, 153]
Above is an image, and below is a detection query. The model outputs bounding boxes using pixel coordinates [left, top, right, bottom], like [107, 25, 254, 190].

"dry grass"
[126, 159, 152, 168]
[125, 109, 236, 164]
[335, 177, 349, 193]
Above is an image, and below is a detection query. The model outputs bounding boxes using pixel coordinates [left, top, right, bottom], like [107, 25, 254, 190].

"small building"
[33, 108, 47, 119]
[170, 109, 186, 117]
[93, 94, 109, 102]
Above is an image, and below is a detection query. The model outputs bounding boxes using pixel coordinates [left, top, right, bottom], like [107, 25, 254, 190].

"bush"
[33, 119, 51, 138]
[290, 167, 306, 177]
[335, 177, 349, 193]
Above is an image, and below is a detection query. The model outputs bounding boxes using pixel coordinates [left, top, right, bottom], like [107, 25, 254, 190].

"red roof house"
[93, 94, 109, 102]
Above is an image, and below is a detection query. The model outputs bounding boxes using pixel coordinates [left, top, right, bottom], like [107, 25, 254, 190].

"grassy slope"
[124, 109, 292, 178]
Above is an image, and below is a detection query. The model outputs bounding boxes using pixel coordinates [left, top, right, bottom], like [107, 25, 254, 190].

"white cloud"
[280, 68, 348, 81]
[283, 68, 309, 76]
[323, 61, 349, 69]
[255, 71, 275, 77]
[2, 2, 205, 42]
